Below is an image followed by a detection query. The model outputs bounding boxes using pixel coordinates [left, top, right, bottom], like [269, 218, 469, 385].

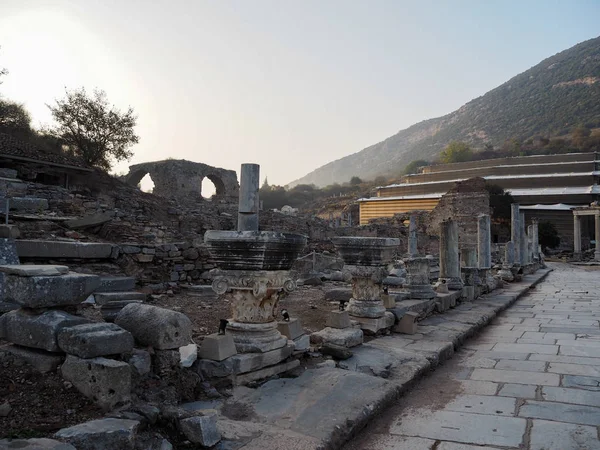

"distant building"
[358, 152, 600, 249]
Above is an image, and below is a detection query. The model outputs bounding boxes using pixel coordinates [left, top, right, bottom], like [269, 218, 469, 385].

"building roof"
[0, 133, 92, 171]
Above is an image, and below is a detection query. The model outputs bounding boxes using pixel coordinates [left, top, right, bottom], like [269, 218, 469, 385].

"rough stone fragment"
[0, 438, 75, 449]
[9, 197, 48, 211]
[0, 309, 89, 352]
[293, 334, 310, 351]
[0, 264, 69, 276]
[64, 213, 114, 230]
[198, 333, 237, 361]
[179, 414, 221, 447]
[61, 355, 131, 410]
[277, 319, 304, 340]
[100, 300, 143, 322]
[233, 359, 300, 385]
[115, 303, 192, 349]
[179, 343, 198, 368]
[321, 343, 353, 360]
[310, 327, 363, 348]
[3, 344, 64, 373]
[326, 310, 351, 329]
[57, 322, 134, 358]
[126, 349, 151, 376]
[54, 418, 140, 450]
[2, 272, 100, 308]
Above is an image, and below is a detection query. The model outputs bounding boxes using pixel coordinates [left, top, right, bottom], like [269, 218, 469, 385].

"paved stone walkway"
[346, 263, 600, 450]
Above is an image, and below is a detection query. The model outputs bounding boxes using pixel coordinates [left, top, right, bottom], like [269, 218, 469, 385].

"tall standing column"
[408, 215, 418, 257]
[527, 224, 534, 264]
[237, 164, 260, 232]
[574, 215, 582, 260]
[595, 214, 600, 262]
[511, 204, 521, 265]
[520, 213, 527, 265]
[477, 214, 491, 269]
[439, 219, 462, 290]
[532, 218, 539, 262]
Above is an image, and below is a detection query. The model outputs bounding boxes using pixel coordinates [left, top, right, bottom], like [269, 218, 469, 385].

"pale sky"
[0, 1, 599, 194]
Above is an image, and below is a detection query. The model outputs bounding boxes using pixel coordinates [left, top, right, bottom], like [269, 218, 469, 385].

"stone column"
[520, 212, 527, 265]
[574, 215, 582, 260]
[477, 214, 491, 269]
[408, 215, 418, 257]
[461, 248, 477, 267]
[595, 214, 600, 262]
[511, 204, 521, 265]
[498, 242, 515, 281]
[439, 219, 462, 290]
[237, 163, 260, 232]
[532, 218, 539, 262]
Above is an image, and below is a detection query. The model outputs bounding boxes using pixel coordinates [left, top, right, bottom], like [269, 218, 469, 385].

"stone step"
[57, 322, 134, 358]
[94, 291, 146, 305]
[2, 272, 100, 308]
[9, 197, 48, 212]
[0, 264, 69, 276]
[16, 240, 116, 260]
[97, 276, 136, 293]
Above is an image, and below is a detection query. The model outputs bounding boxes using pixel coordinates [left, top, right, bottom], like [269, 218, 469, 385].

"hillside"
[289, 36, 600, 188]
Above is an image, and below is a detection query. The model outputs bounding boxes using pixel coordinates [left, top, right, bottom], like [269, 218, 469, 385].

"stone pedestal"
[326, 310, 351, 329]
[382, 293, 396, 309]
[394, 311, 419, 334]
[498, 242, 515, 282]
[199, 334, 237, 361]
[461, 267, 479, 301]
[211, 269, 296, 353]
[277, 319, 304, 340]
[344, 265, 388, 318]
[405, 257, 436, 300]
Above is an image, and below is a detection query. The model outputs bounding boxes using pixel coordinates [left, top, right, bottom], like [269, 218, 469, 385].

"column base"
[498, 267, 514, 282]
[438, 277, 463, 291]
[347, 299, 386, 318]
[406, 283, 436, 300]
[350, 311, 395, 335]
[226, 321, 287, 353]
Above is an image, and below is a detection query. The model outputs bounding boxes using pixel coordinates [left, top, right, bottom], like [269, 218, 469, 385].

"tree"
[403, 159, 430, 175]
[47, 88, 139, 170]
[572, 125, 591, 148]
[373, 175, 388, 186]
[485, 183, 514, 221]
[0, 99, 32, 137]
[538, 221, 560, 250]
[349, 176, 362, 185]
[261, 177, 270, 190]
[439, 141, 473, 164]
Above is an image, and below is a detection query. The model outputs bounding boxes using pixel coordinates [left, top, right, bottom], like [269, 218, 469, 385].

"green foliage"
[0, 99, 31, 138]
[439, 141, 474, 163]
[373, 175, 388, 185]
[47, 88, 139, 170]
[485, 183, 514, 220]
[349, 176, 362, 185]
[402, 159, 430, 175]
[538, 221, 561, 249]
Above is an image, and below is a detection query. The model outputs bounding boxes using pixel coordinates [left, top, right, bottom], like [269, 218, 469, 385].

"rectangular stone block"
[2, 343, 64, 373]
[94, 292, 146, 306]
[471, 368, 560, 386]
[0, 225, 19, 239]
[293, 334, 310, 351]
[61, 355, 131, 411]
[382, 294, 396, 309]
[0, 264, 69, 276]
[198, 333, 237, 361]
[97, 277, 136, 293]
[352, 311, 395, 334]
[233, 359, 300, 386]
[310, 327, 363, 348]
[326, 310, 351, 329]
[16, 240, 115, 259]
[393, 311, 419, 334]
[0, 309, 90, 352]
[57, 323, 134, 358]
[277, 319, 304, 340]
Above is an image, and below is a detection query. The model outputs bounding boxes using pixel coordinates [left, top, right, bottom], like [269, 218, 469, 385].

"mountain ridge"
[288, 36, 600, 188]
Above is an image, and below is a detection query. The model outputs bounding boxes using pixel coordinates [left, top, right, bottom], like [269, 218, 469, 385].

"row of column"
[573, 213, 600, 261]
[510, 204, 539, 266]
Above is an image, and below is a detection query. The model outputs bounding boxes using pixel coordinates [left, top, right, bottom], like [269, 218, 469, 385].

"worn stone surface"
[64, 213, 114, 230]
[2, 344, 64, 373]
[0, 238, 19, 265]
[54, 418, 139, 450]
[198, 333, 237, 361]
[326, 310, 351, 329]
[94, 292, 146, 305]
[2, 272, 100, 308]
[0, 264, 69, 276]
[16, 240, 115, 259]
[179, 414, 221, 447]
[97, 276, 136, 293]
[57, 322, 134, 358]
[0, 438, 75, 449]
[234, 359, 300, 386]
[310, 327, 363, 348]
[0, 309, 89, 352]
[61, 355, 131, 410]
[277, 319, 304, 340]
[115, 303, 192, 349]
[100, 300, 143, 322]
[126, 349, 151, 376]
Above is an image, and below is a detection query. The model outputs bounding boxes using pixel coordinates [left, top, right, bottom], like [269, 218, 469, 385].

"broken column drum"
[205, 230, 306, 353]
[405, 256, 437, 299]
[438, 219, 463, 290]
[332, 237, 399, 330]
[498, 241, 515, 282]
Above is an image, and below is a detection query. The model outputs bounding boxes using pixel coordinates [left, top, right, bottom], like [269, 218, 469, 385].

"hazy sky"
[0, 1, 599, 193]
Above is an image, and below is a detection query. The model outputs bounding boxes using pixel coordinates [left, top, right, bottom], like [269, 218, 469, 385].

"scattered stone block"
[199, 333, 237, 361]
[277, 318, 304, 340]
[0, 238, 19, 265]
[94, 292, 146, 305]
[15, 240, 115, 260]
[0, 225, 20, 239]
[351, 311, 395, 335]
[0, 309, 89, 352]
[61, 355, 131, 411]
[292, 334, 310, 352]
[0, 438, 75, 449]
[9, 197, 48, 212]
[97, 277, 136, 293]
[0, 264, 69, 276]
[233, 359, 300, 385]
[310, 327, 363, 348]
[2, 272, 100, 308]
[321, 343, 353, 360]
[100, 300, 143, 322]
[394, 311, 419, 335]
[126, 349, 151, 376]
[0, 168, 17, 178]
[3, 344, 64, 373]
[57, 323, 134, 358]
[115, 303, 192, 349]
[179, 343, 198, 368]
[326, 310, 351, 329]
[382, 294, 396, 309]
[55, 418, 140, 450]
[180, 414, 221, 447]
[383, 276, 404, 287]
